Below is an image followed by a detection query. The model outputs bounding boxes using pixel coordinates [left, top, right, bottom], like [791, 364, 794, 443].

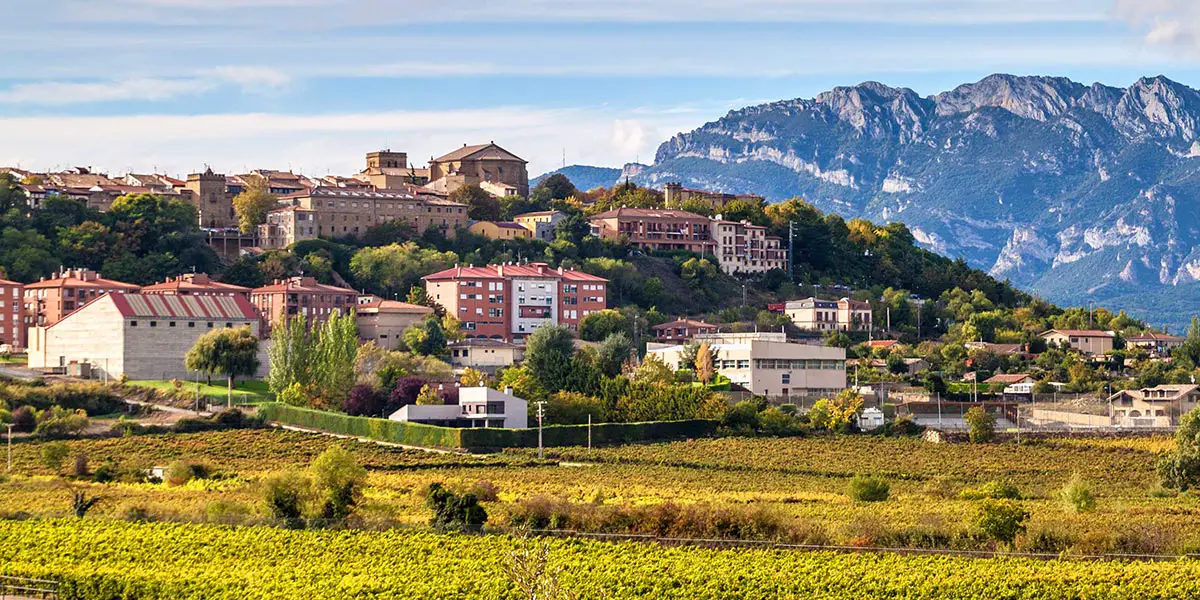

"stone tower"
[185, 168, 234, 229]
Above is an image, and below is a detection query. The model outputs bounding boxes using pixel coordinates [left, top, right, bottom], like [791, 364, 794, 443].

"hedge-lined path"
[271, 423, 462, 455]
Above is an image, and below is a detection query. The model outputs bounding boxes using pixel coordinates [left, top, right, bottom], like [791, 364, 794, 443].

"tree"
[965, 406, 996, 443]
[266, 314, 312, 395]
[349, 243, 458, 299]
[221, 256, 266, 289]
[343, 384, 385, 417]
[460, 368, 487, 387]
[406, 286, 429, 306]
[262, 472, 308, 528]
[0, 173, 28, 212]
[312, 310, 358, 408]
[185, 326, 261, 407]
[40, 442, 70, 472]
[524, 325, 577, 393]
[695, 342, 715, 384]
[1175, 317, 1200, 369]
[595, 333, 633, 378]
[449, 184, 501, 221]
[416, 384, 442, 406]
[577, 309, 629, 342]
[973, 499, 1029, 546]
[308, 446, 366, 521]
[1159, 407, 1200, 490]
[404, 316, 447, 357]
[532, 173, 579, 201]
[426, 482, 488, 531]
[632, 354, 674, 385]
[232, 175, 279, 234]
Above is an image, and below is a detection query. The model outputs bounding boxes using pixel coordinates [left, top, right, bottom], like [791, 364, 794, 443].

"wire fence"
[0, 575, 58, 600]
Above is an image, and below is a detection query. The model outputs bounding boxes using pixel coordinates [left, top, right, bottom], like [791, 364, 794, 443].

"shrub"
[778, 404, 798, 415]
[10, 406, 35, 433]
[262, 472, 308, 528]
[308, 446, 366, 521]
[40, 442, 70, 473]
[721, 400, 761, 432]
[277, 382, 309, 407]
[545, 391, 607, 425]
[426, 482, 487, 532]
[973, 499, 1029, 545]
[173, 409, 263, 434]
[964, 407, 996, 443]
[34, 407, 89, 438]
[388, 377, 428, 411]
[343, 384, 385, 418]
[847, 474, 890, 502]
[1059, 473, 1096, 514]
[205, 500, 252, 525]
[165, 460, 211, 487]
[469, 480, 501, 503]
[757, 407, 801, 436]
[72, 453, 89, 478]
[958, 480, 1021, 500]
[92, 459, 120, 484]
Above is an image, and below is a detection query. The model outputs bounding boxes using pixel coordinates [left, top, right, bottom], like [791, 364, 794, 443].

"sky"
[3, 0, 1200, 178]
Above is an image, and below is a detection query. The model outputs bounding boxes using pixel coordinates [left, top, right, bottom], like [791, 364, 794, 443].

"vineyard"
[3, 519, 1200, 599]
[2, 429, 1199, 555]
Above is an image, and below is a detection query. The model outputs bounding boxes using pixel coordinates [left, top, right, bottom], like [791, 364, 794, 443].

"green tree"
[308, 446, 367, 521]
[695, 342, 715, 384]
[1174, 317, 1200, 369]
[0, 173, 28, 212]
[532, 173, 579, 201]
[416, 384, 441, 406]
[312, 310, 358, 408]
[185, 326, 261, 407]
[1159, 407, 1200, 490]
[349, 242, 458, 299]
[266, 313, 312, 395]
[973, 499, 1029, 546]
[449, 184, 501, 221]
[425, 482, 488, 532]
[232, 175, 280, 234]
[524, 325, 577, 393]
[40, 441, 70, 472]
[594, 332, 633, 378]
[965, 406, 996, 443]
[577, 309, 629, 342]
[403, 316, 447, 356]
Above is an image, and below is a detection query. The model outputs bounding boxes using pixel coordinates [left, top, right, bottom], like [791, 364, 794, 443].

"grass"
[0, 354, 27, 365]
[125, 379, 272, 403]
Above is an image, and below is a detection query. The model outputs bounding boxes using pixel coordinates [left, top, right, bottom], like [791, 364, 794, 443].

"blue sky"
[3, 0, 1200, 178]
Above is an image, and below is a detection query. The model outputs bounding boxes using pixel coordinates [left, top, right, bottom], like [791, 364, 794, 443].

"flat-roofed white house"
[28, 292, 264, 381]
[388, 386, 528, 429]
[448, 339, 524, 374]
[647, 331, 846, 399]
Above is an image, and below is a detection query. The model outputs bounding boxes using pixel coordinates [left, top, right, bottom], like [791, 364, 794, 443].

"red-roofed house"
[27, 292, 263, 380]
[587, 207, 715, 254]
[23, 268, 141, 328]
[1127, 332, 1186, 356]
[251, 276, 358, 331]
[468, 220, 534, 240]
[651, 319, 719, 343]
[423, 263, 607, 343]
[1041, 329, 1115, 355]
[141, 273, 251, 298]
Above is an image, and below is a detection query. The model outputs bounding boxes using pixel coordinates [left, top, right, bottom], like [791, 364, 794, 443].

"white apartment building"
[710, 216, 788, 274]
[785, 297, 872, 332]
[648, 332, 846, 399]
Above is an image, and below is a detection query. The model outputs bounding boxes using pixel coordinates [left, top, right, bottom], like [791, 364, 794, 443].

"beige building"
[360, 151, 430, 188]
[259, 206, 318, 249]
[785, 297, 872, 332]
[513, 210, 567, 241]
[28, 293, 262, 381]
[448, 339, 524, 374]
[258, 187, 467, 248]
[1126, 333, 1185, 356]
[648, 332, 846, 399]
[184, 168, 237, 229]
[664, 183, 764, 210]
[356, 300, 434, 349]
[1108, 385, 1200, 427]
[1041, 329, 1115, 355]
[710, 216, 787, 274]
[426, 143, 529, 198]
[468, 221, 534, 241]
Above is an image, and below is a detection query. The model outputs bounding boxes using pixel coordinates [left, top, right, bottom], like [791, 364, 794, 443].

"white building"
[647, 332, 846, 399]
[510, 274, 560, 342]
[388, 386, 528, 429]
[858, 407, 886, 430]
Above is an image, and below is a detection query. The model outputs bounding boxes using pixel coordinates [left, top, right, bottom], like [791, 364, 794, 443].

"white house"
[388, 386, 528, 429]
[858, 407, 886, 430]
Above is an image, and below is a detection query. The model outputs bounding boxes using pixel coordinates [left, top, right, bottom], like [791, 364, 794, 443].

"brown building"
[468, 221, 534, 241]
[24, 268, 140, 328]
[356, 299, 435, 349]
[184, 168, 238, 229]
[664, 182, 764, 210]
[258, 187, 467, 248]
[0, 277, 24, 350]
[250, 276, 358, 331]
[588, 207, 715, 254]
[651, 318, 720, 343]
[360, 151, 430, 188]
[426, 143, 529, 198]
[141, 273, 251, 298]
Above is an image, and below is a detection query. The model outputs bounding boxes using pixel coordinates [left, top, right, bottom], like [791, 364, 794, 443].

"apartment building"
[141, 273, 251, 298]
[785, 297, 872, 332]
[24, 268, 141, 328]
[0, 278, 24, 350]
[422, 263, 607, 343]
[588, 208, 715, 254]
[1041, 329, 1115, 355]
[648, 331, 847, 399]
[258, 187, 467, 248]
[512, 211, 567, 241]
[250, 276, 358, 331]
[710, 216, 787, 274]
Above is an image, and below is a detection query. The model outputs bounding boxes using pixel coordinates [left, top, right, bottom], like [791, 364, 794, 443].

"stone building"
[360, 151, 430, 188]
[184, 168, 237, 229]
[664, 182, 764, 210]
[426, 143, 529, 198]
[356, 299, 435, 349]
[588, 207, 715, 254]
[23, 268, 141, 328]
[27, 292, 262, 381]
[250, 276, 358, 331]
[258, 187, 467, 248]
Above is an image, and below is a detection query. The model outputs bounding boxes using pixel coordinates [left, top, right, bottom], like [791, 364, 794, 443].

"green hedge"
[259, 403, 718, 450]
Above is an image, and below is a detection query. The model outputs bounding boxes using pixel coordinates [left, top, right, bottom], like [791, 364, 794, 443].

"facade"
[468, 221, 534, 241]
[27, 293, 262, 381]
[785, 297, 872, 332]
[650, 319, 719, 344]
[0, 278, 23, 350]
[258, 187, 467, 248]
[648, 332, 847, 399]
[356, 300, 434, 349]
[250, 276, 358, 331]
[512, 211, 567, 241]
[710, 217, 787, 274]
[388, 386, 528, 429]
[24, 268, 141, 328]
[426, 143, 529, 198]
[1041, 329, 1115, 355]
[423, 263, 607, 343]
[1108, 385, 1200, 427]
[360, 151, 430, 188]
[664, 182, 764, 210]
[448, 339, 524, 373]
[184, 168, 237, 229]
[588, 208, 715, 254]
[1127, 333, 1185, 356]
[141, 273, 251, 298]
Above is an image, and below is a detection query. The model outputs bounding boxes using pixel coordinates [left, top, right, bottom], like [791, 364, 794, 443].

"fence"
[0, 575, 58, 600]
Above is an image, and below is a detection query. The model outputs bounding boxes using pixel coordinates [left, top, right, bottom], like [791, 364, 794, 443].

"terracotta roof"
[105, 293, 258, 321]
[433, 142, 526, 164]
[251, 277, 357, 295]
[652, 319, 718, 331]
[867, 340, 899, 348]
[0, 277, 21, 287]
[423, 263, 607, 283]
[493, 222, 528, 230]
[26, 270, 139, 291]
[141, 274, 250, 295]
[984, 373, 1034, 384]
[513, 210, 563, 219]
[1128, 332, 1185, 342]
[589, 207, 707, 220]
[357, 300, 434, 314]
[1041, 329, 1114, 338]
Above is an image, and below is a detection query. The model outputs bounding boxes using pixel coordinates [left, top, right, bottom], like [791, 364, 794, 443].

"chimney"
[503, 386, 513, 396]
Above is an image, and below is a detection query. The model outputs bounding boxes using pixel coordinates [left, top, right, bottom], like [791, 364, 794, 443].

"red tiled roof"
[141, 274, 250, 294]
[0, 277, 21, 287]
[107, 293, 259, 321]
[1128, 332, 1185, 342]
[423, 263, 607, 283]
[357, 300, 434, 314]
[26, 273, 140, 291]
[652, 319, 717, 331]
[433, 142, 526, 164]
[589, 207, 707, 220]
[1041, 329, 1114, 338]
[868, 340, 899, 348]
[251, 277, 357, 295]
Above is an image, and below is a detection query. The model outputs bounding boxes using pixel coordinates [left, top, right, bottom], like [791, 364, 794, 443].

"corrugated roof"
[108, 293, 259, 320]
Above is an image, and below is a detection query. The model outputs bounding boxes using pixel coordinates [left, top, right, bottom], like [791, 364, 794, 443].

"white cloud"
[0, 67, 292, 105]
[0, 106, 713, 176]
[1112, 0, 1200, 56]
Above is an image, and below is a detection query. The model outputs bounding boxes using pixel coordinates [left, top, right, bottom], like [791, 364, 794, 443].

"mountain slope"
[631, 74, 1200, 332]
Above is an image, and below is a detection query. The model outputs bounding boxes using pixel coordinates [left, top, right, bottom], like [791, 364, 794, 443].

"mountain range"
[540, 74, 1200, 333]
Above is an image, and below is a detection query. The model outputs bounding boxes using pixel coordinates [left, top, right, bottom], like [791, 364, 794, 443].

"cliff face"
[632, 74, 1200, 331]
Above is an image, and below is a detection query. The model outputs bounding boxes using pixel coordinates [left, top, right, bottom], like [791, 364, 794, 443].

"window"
[150, 321, 158, 327]
[130, 321, 138, 327]
[781, 373, 791, 385]
[169, 322, 176, 327]
[226, 323, 232, 328]
[208, 322, 214, 328]
[188, 322, 195, 328]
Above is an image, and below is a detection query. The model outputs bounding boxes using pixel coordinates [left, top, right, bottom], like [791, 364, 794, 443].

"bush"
[964, 406, 996, 443]
[72, 453, 90, 478]
[34, 407, 89, 438]
[721, 400, 761, 432]
[973, 499, 1029, 545]
[958, 480, 1021, 500]
[0, 381, 124, 416]
[172, 409, 264, 434]
[308, 446, 366, 521]
[545, 391, 608, 425]
[40, 442, 70, 472]
[757, 407, 801, 436]
[92, 459, 120, 484]
[426, 482, 487, 532]
[468, 480, 500, 502]
[10, 405, 35, 433]
[343, 384, 385, 417]
[262, 472, 308, 528]
[165, 460, 211, 486]
[847, 474, 890, 502]
[1059, 473, 1096, 514]
[277, 382, 309, 408]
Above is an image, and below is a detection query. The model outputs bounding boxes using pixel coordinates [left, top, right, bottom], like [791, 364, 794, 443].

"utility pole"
[535, 401, 547, 460]
[587, 413, 592, 454]
[787, 222, 795, 281]
[6, 423, 13, 472]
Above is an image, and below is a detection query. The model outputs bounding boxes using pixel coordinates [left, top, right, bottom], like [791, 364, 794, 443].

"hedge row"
[258, 403, 718, 450]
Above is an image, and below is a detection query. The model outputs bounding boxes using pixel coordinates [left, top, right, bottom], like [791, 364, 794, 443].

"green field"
[125, 379, 272, 403]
